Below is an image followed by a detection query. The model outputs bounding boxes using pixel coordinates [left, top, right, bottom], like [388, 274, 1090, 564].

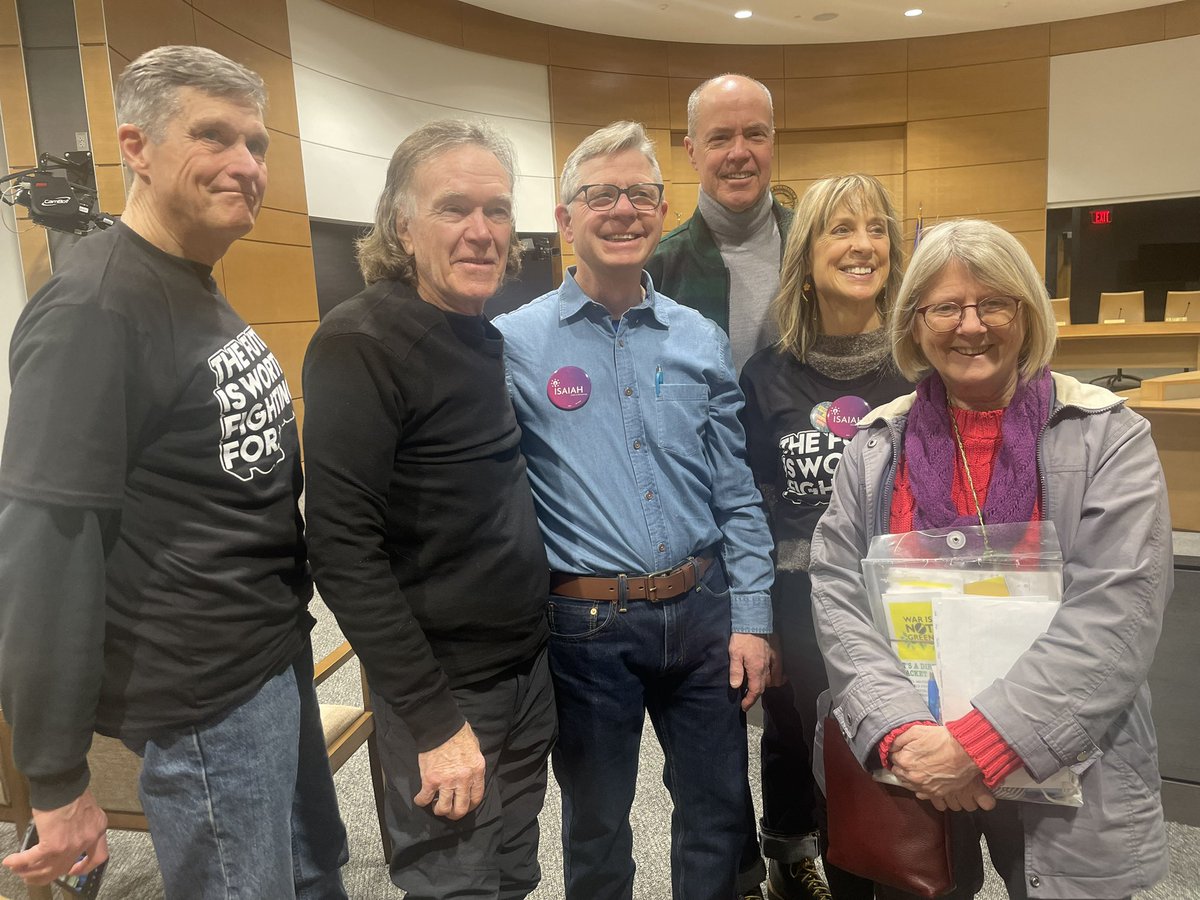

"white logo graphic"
[207, 326, 294, 481]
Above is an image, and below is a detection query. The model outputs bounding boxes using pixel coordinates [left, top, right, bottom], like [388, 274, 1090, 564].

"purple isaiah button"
[826, 395, 871, 439]
[547, 366, 592, 410]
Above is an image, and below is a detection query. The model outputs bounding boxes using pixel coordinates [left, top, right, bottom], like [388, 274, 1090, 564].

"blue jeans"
[129, 643, 348, 899]
[549, 562, 749, 900]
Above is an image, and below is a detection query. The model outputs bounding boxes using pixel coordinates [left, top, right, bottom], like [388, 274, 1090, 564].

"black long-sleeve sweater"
[302, 279, 549, 750]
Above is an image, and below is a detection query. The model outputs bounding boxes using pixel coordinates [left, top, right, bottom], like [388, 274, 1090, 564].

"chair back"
[1165, 291, 1200, 322]
[1050, 298, 1071, 326]
[1098, 291, 1145, 324]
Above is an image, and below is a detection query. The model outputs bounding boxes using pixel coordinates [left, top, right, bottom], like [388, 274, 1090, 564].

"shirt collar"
[557, 266, 670, 328]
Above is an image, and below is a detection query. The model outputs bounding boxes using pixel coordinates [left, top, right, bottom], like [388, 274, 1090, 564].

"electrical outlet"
[75, 132, 90, 151]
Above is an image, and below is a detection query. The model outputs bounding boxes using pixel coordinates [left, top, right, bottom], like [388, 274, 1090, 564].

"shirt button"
[618, 340, 625, 347]
[657, 543, 666, 552]
[644, 490, 654, 500]
[633, 440, 642, 450]
[1029, 875, 1040, 888]
[624, 387, 634, 397]
[1077, 751, 1090, 762]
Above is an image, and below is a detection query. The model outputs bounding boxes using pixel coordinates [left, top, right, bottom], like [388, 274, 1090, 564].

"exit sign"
[1091, 208, 1112, 225]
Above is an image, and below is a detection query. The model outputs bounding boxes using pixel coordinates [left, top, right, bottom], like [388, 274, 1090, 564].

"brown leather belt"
[549, 555, 714, 603]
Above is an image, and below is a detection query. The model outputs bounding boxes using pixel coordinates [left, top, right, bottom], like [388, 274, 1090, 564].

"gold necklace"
[948, 404, 986, 530]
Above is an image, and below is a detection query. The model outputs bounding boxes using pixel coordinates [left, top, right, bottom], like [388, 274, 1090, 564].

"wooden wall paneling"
[79, 45, 120, 165]
[905, 159, 1047, 220]
[666, 77, 785, 132]
[194, 13, 300, 136]
[293, 397, 305, 457]
[664, 181, 699, 231]
[902, 208, 1046, 241]
[783, 39, 907, 78]
[372, 0, 464, 48]
[102, 0, 195, 61]
[17, 224, 51, 295]
[547, 28, 668, 77]
[551, 122, 599, 181]
[776, 125, 905, 181]
[646, 127, 674, 182]
[247, 207, 312, 246]
[908, 57, 1048, 121]
[906, 109, 1048, 171]
[462, 8, 549, 65]
[1050, 6, 1166, 55]
[221, 241, 320, 324]
[262, 129, 309, 214]
[783, 72, 907, 129]
[1166, 0, 1200, 38]
[74, 0, 107, 44]
[549, 67, 671, 128]
[192, 0, 293, 56]
[212, 256, 228, 296]
[907, 24, 1049, 70]
[323, 0, 373, 18]
[666, 131, 693, 187]
[94, 164, 128, 215]
[108, 47, 131, 84]
[0, 47, 36, 167]
[254, 321, 318, 398]
[666, 42, 785, 81]
[0, 0, 15, 37]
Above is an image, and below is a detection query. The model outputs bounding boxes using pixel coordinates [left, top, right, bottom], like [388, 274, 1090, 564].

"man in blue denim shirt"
[494, 121, 774, 900]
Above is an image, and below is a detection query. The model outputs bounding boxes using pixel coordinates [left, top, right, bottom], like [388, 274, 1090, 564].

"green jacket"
[644, 197, 794, 334]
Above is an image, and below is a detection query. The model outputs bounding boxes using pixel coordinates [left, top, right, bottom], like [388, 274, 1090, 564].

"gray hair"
[559, 121, 661, 206]
[772, 174, 904, 363]
[356, 119, 522, 286]
[686, 73, 774, 139]
[889, 219, 1057, 382]
[116, 46, 267, 140]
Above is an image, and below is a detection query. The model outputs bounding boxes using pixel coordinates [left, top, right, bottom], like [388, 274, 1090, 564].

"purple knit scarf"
[903, 367, 1052, 530]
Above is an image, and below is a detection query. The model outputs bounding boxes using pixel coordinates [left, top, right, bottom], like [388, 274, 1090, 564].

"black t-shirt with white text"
[1, 222, 311, 742]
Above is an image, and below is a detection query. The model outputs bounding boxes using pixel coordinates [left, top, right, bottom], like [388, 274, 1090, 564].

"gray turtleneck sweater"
[697, 189, 781, 371]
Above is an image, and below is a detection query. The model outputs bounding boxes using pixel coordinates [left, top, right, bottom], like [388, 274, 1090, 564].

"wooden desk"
[1053, 322, 1200, 370]
[1121, 376, 1200, 532]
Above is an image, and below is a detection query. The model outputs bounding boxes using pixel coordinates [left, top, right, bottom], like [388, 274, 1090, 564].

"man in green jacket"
[645, 73, 793, 373]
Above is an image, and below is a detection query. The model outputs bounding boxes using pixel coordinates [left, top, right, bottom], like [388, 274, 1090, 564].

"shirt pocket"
[655, 383, 709, 455]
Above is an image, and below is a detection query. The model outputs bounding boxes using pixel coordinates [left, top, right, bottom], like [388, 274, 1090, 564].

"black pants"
[371, 647, 556, 900]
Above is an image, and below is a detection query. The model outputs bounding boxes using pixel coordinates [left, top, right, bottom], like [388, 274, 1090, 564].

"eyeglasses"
[916, 296, 1022, 332]
[569, 183, 664, 211]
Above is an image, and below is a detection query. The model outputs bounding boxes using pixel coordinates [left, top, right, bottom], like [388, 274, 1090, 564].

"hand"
[919, 774, 997, 812]
[2, 790, 108, 886]
[888, 725, 982, 801]
[413, 721, 485, 820]
[765, 633, 787, 688]
[728, 632, 770, 711]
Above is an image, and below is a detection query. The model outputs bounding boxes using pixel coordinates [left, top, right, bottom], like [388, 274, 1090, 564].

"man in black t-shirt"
[302, 121, 554, 899]
[0, 46, 347, 898]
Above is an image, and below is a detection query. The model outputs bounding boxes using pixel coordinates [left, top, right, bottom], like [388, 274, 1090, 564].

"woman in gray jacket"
[810, 219, 1170, 899]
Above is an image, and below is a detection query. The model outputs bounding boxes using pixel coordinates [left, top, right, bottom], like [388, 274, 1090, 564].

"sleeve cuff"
[877, 720, 936, 768]
[27, 763, 90, 811]
[946, 709, 1024, 789]
[403, 687, 467, 753]
[730, 591, 772, 634]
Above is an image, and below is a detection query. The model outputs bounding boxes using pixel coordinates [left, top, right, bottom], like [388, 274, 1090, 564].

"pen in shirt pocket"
[655, 364, 663, 397]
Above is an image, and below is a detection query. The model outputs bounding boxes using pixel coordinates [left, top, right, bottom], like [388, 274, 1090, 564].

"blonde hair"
[889, 219, 1057, 382]
[772, 174, 903, 363]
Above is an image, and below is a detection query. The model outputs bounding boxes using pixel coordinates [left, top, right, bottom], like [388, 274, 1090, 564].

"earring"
[801, 278, 814, 303]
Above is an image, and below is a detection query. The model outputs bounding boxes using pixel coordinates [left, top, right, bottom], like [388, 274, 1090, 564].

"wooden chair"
[1097, 290, 1145, 324]
[1165, 290, 1200, 322]
[1050, 297, 1071, 326]
[1, 641, 390, 898]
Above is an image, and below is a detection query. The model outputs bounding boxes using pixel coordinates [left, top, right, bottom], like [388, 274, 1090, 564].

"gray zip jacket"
[810, 372, 1170, 898]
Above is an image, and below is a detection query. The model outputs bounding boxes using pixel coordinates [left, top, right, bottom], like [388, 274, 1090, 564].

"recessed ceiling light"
[813, 11, 838, 21]
[734, 9, 753, 19]
[905, 8, 923, 16]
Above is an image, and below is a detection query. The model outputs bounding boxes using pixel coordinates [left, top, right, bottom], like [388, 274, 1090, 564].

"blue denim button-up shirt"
[494, 268, 773, 633]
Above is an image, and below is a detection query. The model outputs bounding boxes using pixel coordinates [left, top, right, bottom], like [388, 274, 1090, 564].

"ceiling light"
[734, 9, 753, 19]
[905, 8, 923, 16]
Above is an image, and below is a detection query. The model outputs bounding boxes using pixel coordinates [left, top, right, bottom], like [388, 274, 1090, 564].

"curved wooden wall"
[321, 0, 1200, 277]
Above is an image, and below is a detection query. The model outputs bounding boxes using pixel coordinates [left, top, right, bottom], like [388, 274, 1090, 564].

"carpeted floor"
[3, 595, 1198, 899]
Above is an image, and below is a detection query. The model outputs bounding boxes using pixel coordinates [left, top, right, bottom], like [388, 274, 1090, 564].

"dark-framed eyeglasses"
[569, 183, 664, 211]
[916, 296, 1022, 332]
